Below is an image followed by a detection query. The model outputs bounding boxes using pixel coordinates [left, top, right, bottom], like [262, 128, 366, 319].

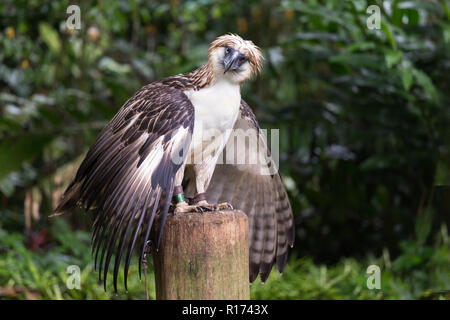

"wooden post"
[152, 210, 249, 300]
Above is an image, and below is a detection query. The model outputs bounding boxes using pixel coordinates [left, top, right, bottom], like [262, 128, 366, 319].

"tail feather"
[50, 181, 81, 217]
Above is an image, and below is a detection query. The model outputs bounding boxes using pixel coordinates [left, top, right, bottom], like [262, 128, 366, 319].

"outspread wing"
[205, 99, 295, 283]
[52, 83, 194, 292]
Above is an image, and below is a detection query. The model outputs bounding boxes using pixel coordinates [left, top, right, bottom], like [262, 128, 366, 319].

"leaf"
[400, 60, 413, 91]
[397, 1, 442, 13]
[434, 161, 450, 186]
[346, 42, 376, 52]
[385, 50, 402, 68]
[359, 154, 404, 171]
[406, 9, 419, 26]
[444, 1, 450, 20]
[38, 23, 61, 54]
[442, 23, 450, 44]
[282, 1, 346, 25]
[0, 176, 15, 197]
[381, 21, 397, 50]
[412, 68, 438, 102]
[329, 53, 382, 69]
[360, 156, 390, 171]
[98, 57, 131, 74]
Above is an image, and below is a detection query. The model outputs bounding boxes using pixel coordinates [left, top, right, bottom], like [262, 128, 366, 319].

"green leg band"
[175, 193, 185, 203]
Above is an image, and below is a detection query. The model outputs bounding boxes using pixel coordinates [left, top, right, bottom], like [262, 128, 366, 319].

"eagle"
[52, 34, 295, 292]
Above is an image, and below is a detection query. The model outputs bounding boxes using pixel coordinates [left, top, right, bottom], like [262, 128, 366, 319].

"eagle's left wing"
[206, 99, 295, 283]
[52, 83, 195, 292]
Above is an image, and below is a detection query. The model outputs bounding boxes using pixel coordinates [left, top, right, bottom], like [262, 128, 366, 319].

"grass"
[0, 218, 449, 300]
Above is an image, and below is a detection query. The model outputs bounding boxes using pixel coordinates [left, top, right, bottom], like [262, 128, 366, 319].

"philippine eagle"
[52, 34, 295, 292]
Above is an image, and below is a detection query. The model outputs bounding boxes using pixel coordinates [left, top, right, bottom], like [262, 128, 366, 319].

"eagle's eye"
[224, 47, 231, 54]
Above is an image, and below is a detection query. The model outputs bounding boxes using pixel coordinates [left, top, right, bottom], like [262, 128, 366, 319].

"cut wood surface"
[152, 210, 249, 300]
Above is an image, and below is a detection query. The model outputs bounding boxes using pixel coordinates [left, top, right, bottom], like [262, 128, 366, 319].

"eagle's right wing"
[205, 100, 295, 283]
[52, 83, 195, 292]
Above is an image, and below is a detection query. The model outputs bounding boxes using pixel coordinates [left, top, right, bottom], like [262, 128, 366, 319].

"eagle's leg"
[191, 192, 217, 211]
[172, 165, 207, 213]
[172, 186, 214, 214]
[172, 191, 219, 213]
[172, 163, 234, 213]
[192, 170, 233, 210]
[173, 192, 233, 213]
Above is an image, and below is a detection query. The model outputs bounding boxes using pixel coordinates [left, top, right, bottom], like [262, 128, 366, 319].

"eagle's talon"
[196, 205, 212, 213]
[174, 202, 215, 214]
[217, 202, 234, 211]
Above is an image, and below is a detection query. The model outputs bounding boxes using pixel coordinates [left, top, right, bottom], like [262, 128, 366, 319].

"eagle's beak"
[223, 50, 246, 74]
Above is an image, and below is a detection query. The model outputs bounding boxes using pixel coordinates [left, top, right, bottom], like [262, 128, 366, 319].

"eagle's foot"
[193, 200, 218, 212]
[195, 200, 233, 211]
[174, 201, 214, 214]
[217, 202, 234, 210]
[173, 197, 233, 214]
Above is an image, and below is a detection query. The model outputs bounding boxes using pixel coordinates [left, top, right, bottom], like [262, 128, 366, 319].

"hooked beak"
[223, 49, 246, 74]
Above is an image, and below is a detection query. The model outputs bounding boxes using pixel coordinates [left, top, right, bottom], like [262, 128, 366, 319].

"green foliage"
[0, 218, 448, 300]
[252, 227, 450, 300]
[251, 240, 450, 300]
[0, 219, 153, 299]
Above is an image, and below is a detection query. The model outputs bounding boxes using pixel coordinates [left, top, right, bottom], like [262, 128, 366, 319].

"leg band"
[174, 185, 185, 203]
[193, 192, 206, 203]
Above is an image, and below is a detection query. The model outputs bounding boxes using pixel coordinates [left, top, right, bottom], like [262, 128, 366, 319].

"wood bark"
[152, 210, 249, 300]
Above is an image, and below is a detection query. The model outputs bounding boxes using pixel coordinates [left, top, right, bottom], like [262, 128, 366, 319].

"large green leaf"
[38, 23, 61, 54]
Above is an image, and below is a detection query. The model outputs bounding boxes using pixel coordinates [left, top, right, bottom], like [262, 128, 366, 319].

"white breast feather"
[184, 80, 241, 163]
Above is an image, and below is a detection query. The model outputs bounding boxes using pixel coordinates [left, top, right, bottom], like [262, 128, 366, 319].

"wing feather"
[259, 181, 276, 282]
[53, 83, 194, 291]
[206, 99, 295, 283]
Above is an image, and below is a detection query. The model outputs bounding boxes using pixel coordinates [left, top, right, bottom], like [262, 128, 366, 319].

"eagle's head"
[208, 34, 263, 84]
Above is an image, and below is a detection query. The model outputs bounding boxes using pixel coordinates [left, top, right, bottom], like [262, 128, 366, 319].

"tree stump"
[152, 210, 249, 300]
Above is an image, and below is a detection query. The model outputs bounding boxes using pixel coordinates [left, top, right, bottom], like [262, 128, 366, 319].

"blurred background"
[0, 0, 449, 300]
